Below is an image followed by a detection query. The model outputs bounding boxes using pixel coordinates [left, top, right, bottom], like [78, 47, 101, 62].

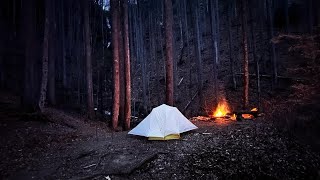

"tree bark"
[83, 0, 94, 119]
[258, 1, 265, 109]
[249, 2, 260, 109]
[48, 0, 56, 105]
[118, 0, 125, 128]
[111, 0, 120, 130]
[164, 0, 174, 106]
[267, 0, 278, 87]
[138, 2, 147, 112]
[178, 2, 184, 49]
[194, 1, 203, 106]
[227, 2, 236, 90]
[75, 5, 82, 106]
[240, 0, 249, 109]
[61, 0, 67, 89]
[99, 0, 105, 114]
[122, 0, 131, 130]
[182, 0, 191, 98]
[156, 2, 165, 104]
[39, 0, 51, 112]
[209, 0, 218, 104]
[214, 0, 220, 65]
[0, 23, 3, 88]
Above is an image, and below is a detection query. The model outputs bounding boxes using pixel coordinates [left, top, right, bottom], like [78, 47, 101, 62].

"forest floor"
[0, 91, 320, 180]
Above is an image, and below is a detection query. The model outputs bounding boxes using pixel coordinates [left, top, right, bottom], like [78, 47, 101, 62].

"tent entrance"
[148, 134, 180, 141]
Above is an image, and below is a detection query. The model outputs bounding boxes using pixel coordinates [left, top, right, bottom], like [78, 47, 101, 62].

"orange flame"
[230, 113, 237, 120]
[213, 100, 231, 117]
[251, 108, 258, 112]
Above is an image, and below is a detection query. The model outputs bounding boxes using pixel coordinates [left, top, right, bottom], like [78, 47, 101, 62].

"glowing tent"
[128, 104, 198, 140]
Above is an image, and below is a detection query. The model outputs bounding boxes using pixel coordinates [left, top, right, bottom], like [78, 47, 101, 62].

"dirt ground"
[0, 92, 319, 180]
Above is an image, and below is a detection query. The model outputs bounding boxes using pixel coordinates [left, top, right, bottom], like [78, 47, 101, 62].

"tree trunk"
[111, 0, 120, 130]
[227, 2, 236, 90]
[267, 0, 278, 87]
[194, 1, 203, 106]
[0, 25, 3, 88]
[122, 0, 131, 130]
[156, 2, 165, 104]
[240, 0, 249, 109]
[39, 0, 51, 112]
[308, 0, 313, 34]
[99, 0, 105, 114]
[318, 1, 320, 26]
[164, 0, 174, 106]
[118, 0, 125, 128]
[249, 2, 260, 109]
[173, 2, 179, 107]
[178, 2, 184, 49]
[23, 0, 37, 111]
[138, 2, 147, 112]
[61, 0, 67, 89]
[214, 0, 220, 65]
[0, 54, 2, 89]
[83, 0, 94, 119]
[209, 0, 218, 104]
[182, 0, 191, 98]
[259, 0, 266, 75]
[75, 6, 82, 106]
[258, 1, 265, 109]
[48, 0, 56, 105]
[284, 0, 289, 33]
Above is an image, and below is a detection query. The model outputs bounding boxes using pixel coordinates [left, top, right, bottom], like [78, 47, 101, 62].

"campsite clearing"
[1, 104, 319, 179]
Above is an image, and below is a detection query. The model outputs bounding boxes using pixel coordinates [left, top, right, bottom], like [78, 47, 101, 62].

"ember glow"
[251, 108, 258, 112]
[213, 100, 231, 117]
[231, 113, 237, 120]
[242, 108, 258, 119]
[242, 114, 254, 119]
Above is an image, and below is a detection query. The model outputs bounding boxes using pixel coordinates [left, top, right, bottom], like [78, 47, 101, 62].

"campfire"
[192, 99, 261, 122]
[210, 99, 237, 120]
[212, 100, 230, 118]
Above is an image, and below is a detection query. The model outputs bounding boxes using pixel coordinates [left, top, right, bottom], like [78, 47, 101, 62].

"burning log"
[191, 116, 213, 121]
[210, 113, 235, 120]
[233, 108, 262, 121]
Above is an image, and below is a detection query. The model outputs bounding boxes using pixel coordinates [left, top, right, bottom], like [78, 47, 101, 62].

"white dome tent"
[128, 104, 198, 140]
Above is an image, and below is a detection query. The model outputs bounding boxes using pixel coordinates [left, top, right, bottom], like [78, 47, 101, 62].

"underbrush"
[270, 32, 320, 151]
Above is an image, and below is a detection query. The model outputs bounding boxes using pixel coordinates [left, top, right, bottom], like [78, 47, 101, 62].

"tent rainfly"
[128, 104, 198, 140]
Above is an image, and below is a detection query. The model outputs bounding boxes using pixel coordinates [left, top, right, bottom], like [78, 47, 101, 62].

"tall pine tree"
[111, 0, 120, 130]
[164, 0, 174, 106]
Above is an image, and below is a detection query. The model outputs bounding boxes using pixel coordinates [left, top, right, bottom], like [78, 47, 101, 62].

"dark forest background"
[0, 0, 319, 122]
